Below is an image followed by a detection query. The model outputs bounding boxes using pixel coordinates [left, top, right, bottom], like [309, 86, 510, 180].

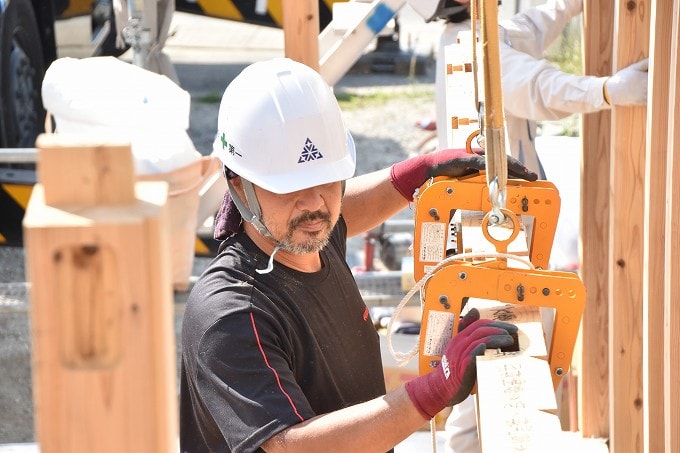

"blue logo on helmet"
[298, 138, 323, 163]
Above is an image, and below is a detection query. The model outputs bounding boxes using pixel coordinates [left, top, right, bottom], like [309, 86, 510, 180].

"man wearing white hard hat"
[179, 57, 538, 452]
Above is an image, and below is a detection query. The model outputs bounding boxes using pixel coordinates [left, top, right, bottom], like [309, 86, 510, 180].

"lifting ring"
[465, 130, 482, 154]
[481, 208, 519, 254]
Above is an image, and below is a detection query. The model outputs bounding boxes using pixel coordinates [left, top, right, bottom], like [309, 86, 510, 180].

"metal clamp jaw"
[412, 172, 561, 282]
[417, 258, 585, 390]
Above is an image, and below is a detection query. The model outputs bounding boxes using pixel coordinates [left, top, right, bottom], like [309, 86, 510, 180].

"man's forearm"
[342, 168, 410, 238]
[261, 385, 428, 453]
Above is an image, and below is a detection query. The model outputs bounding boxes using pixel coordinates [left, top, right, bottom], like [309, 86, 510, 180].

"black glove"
[427, 149, 538, 181]
[390, 148, 538, 201]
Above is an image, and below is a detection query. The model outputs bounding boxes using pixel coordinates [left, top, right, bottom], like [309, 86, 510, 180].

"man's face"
[255, 181, 343, 254]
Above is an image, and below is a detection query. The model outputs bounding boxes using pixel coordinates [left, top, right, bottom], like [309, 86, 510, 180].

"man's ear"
[229, 175, 244, 194]
[227, 176, 249, 207]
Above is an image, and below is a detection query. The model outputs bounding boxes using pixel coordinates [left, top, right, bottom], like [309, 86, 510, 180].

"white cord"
[386, 251, 535, 367]
[430, 419, 437, 452]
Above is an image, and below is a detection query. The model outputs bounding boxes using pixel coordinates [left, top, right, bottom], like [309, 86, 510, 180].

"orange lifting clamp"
[397, 0, 586, 393]
[412, 177, 586, 390]
[417, 261, 585, 389]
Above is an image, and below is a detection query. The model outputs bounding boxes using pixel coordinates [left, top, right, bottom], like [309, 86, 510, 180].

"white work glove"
[604, 58, 649, 106]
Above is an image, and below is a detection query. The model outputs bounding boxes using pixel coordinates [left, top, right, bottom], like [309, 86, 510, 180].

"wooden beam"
[476, 353, 560, 452]
[664, 2, 680, 450]
[477, 350, 610, 453]
[282, 0, 320, 71]
[608, 0, 650, 451]
[23, 134, 177, 451]
[579, 0, 614, 438]
[473, 299, 606, 452]
[643, 0, 673, 450]
[38, 137, 135, 206]
[138, 156, 208, 292]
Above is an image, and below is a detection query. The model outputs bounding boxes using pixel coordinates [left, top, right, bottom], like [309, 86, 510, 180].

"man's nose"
[295, 187, 325, 212]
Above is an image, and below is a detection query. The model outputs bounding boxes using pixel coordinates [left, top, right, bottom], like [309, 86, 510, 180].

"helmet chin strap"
[227, 178, 283, 274]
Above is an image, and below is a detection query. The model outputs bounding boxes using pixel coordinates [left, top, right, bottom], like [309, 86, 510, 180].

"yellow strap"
[480, 0, 507, 218]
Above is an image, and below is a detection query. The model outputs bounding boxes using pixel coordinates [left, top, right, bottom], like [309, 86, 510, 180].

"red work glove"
[390, 148, 538, 201]
[405, 309, 518, 420]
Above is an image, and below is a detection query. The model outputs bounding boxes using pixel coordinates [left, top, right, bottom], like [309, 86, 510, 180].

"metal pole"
[123, 0, 154, 70]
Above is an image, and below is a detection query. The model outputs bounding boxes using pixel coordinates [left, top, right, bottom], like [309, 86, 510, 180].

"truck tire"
[0, 0, 46, 148]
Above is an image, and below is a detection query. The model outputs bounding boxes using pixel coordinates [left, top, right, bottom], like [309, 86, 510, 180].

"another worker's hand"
[604, 58, 649, 106]
[404, 309, 518, 420]
[390, 148, 538, 201]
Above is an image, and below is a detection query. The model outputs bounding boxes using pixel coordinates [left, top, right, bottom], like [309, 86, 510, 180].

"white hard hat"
[213, 57, 356, 194]
[408, 0, 469, 22]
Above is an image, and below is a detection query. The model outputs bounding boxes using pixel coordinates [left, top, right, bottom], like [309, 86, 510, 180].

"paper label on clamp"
[423, 310, 456, 357]
[419, 222, 446, 263]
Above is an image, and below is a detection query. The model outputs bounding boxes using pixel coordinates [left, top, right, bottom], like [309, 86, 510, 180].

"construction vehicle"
[0, 0, 420, 150]
[1, 0, 338, 150]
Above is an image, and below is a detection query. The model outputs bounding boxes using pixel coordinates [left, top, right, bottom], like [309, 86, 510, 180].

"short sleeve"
[192, 309, 315, 452]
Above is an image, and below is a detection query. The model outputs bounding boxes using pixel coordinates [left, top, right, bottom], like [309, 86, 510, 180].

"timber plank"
[608, 1, 649, 451]
[643, 0, 674, 450]
[580, 0, 613, 439]
[23, 135, 177, 451]
[664, 2, 680, 450]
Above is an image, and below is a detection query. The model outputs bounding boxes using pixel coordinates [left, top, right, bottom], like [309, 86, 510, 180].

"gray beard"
[280, 234, 331, 255]
[280, 210, 334, 254]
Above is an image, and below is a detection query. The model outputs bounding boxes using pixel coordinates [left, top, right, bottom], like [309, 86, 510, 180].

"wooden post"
[663, 2, 680, 450]
[23, 134, 177, 452]
[579, 0, 613, 437]
[282, 0, 320, 71]
[476, 348, 610, 453]
[643, 0, 673, 450]
[476, 352, 560, 452]
[609, 0, 650, 451]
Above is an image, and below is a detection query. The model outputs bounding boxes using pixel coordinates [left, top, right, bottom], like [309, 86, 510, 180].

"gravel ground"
[337, 74, 437, 174]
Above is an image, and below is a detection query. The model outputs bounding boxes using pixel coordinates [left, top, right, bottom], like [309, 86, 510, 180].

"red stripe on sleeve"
[249, 312, 305, 422]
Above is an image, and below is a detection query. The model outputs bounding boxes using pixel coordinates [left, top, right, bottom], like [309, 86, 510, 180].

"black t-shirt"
[180, 217, 386, 453]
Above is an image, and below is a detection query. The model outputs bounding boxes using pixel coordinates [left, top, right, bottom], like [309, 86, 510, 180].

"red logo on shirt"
[363, 307, 369, 321]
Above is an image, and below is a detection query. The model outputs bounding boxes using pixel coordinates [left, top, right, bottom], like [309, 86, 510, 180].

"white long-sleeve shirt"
[435, 0, 608, 176]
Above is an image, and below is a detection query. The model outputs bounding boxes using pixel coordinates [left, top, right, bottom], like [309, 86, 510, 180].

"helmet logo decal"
[298, 138, 323, 163]
[220, 132, 242, 157]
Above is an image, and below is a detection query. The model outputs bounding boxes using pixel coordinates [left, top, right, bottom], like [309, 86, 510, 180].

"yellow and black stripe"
[0, 183, 32, 246]
[175, 0, 344, 29]
[195, 232, 220, 256]
[57, 0, 96, 18]
[0, 182, 221, 256]
[55, 0, 344, 28]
